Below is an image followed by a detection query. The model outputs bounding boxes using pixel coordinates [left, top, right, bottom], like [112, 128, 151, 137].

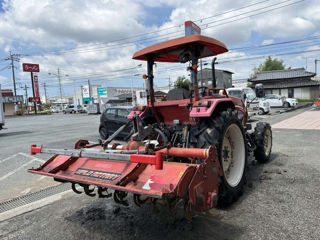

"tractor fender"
[189, 99, 235, 118]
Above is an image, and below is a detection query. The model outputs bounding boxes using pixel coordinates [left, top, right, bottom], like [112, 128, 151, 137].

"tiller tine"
[28, 142, 222, 215]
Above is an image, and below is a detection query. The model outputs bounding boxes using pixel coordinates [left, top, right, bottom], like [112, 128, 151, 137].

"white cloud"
[0, 0, 151, 47]
[262, 39, 274, 45]
[0, 75, 7, 84]
[0, 0, 320, 95]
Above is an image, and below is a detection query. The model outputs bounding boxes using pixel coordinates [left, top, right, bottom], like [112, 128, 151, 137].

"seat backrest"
[167, 88, 190, 100]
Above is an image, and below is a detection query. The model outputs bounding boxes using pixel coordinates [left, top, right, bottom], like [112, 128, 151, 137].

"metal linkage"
[30, 144, 146, 162]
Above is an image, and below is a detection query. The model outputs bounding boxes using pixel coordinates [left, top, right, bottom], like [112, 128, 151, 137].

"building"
[249, 68, 320, 99]
[73, 84, 101, 106]
[198, 68, 233, 88]
[1, 89, 24, 116]
[47, 96, 73, 109]
[106, 86, 145, 98]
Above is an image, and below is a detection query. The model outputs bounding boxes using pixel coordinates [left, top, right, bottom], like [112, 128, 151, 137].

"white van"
[226, 87, 270, 115]
[0, 84, 5, 130]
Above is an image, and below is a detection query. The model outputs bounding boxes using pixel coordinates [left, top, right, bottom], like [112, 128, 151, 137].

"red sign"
[29, 97, 41, 104]
[22, 63, 40, 72]
[33, 74, 40, 98]
[185, 21, 201, 36]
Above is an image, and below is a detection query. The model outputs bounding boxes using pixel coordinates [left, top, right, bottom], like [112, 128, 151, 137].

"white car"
[226, 87, 270, 115]
[284, 97, 298, 107]
[63, 105, 77, 114]
[264, 94, 298, 108]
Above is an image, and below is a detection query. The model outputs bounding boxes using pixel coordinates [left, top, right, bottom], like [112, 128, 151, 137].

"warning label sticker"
[74, 168, 121, 181]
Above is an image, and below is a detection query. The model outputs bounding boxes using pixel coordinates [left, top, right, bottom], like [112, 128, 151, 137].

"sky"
[0, 0, 320, 98]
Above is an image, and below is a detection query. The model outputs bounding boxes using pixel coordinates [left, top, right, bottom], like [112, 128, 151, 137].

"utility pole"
[80, 85, 83, 105]
[4, 51, 20, 96]
[57, 68, 63, 110]
[88, 79, 91, 103]
[43, 83, 47, 104]
[315, 59, 320, 76]
[49, 68, 66, 110]
[168, 76, 171, 90]
[24, 84, 29, 111]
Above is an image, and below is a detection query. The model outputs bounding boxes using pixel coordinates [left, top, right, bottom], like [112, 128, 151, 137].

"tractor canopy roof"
[132, 34, 228, 62]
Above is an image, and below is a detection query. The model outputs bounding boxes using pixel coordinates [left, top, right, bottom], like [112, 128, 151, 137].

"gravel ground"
[0, 107, 319, 240]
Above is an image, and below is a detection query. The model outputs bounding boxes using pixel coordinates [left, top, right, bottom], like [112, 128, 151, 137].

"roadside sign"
[22, 63, 40, 72]
[82, 97, 90, 104]
[97, 87, 107, 96]
[82, 85, 90, 98]
[33, 74, 40, 98]
[29, 97, 41, 104]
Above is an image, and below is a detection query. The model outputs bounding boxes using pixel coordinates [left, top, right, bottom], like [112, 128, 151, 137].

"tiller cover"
[29, 141, 222, 214]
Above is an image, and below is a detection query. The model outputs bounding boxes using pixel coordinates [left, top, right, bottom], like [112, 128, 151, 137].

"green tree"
[251, 56, 287, 78]
[174, 76, 190, 90]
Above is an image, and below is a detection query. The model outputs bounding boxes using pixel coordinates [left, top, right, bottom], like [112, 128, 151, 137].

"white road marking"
[20, 188, 31, 194]
[0, 159, 35, 181]
[38, 176, 46, 181]
[18, 152, 45, 163]
[0, 153, 21, 163]
[0, 152, 45, 164]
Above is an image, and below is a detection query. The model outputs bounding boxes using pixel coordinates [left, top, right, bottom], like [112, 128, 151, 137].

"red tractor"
[29, 34, 272, 217]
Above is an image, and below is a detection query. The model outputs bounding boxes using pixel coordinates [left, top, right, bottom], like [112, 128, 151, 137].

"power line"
[23, 0, 303, 57]
[3, 51, 21, 96]
[34, 46, 320, 89]
[24, 0, 273, 56]
[218, 48, 320, 64]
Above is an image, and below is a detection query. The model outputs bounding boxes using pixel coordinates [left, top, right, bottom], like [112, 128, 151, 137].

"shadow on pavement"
[65, 197, 245, 240]
[0, 130, 32, 137]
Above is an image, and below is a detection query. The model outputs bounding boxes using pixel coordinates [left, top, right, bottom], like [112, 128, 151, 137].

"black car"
[99, 106, 132, 140]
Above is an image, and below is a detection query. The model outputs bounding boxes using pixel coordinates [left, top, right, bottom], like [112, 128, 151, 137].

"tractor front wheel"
[253, 122, 272, 163]
[197, 109, 247, 207]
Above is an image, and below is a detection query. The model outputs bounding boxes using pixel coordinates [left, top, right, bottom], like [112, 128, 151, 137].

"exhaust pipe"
[211, 57, 217, 88]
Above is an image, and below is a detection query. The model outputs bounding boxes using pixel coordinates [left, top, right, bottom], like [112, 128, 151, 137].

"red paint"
[30, 144, 42, 155]
[190, 98, 233, 117]
[132, 35, 227, 62]
[28, 143, 221, 213]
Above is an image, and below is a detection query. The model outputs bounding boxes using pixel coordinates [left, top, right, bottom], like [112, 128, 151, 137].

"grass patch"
[297, 98, 314, 103]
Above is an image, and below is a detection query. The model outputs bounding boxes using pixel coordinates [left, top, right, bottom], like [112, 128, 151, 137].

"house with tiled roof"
[249, 68, 320, 99]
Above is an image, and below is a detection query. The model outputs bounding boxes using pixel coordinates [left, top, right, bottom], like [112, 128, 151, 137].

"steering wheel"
[198, 86, 208, 97]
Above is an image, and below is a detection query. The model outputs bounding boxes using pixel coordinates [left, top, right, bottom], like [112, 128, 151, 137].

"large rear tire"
[197, 108, 247, 207]
[253, 122, 272, 163]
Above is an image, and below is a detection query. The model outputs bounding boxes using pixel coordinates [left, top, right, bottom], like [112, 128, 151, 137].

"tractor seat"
[167, 88, 190, 100]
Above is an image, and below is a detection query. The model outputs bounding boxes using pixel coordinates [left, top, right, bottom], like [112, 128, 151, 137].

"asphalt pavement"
[0, 107, 319, 240]
[0, 113, 101, 201]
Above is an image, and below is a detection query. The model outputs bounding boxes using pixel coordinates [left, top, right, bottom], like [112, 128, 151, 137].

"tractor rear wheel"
[197, 108, 247, 207]
[253, 122, 272, 163]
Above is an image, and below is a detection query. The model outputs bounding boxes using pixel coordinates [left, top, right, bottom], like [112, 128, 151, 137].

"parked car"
[99, 106, 133, 140]
[284, 97, 298, 107]
[50, 106, 61, 113]
[264, 94, 297, 108]
[63, 105, 76, 114]
[226, 87, 270, 115]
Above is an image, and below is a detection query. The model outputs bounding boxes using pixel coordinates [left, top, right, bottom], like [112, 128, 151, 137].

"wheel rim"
[221, 123, 246, 187]
[263, 128, 272, 156]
